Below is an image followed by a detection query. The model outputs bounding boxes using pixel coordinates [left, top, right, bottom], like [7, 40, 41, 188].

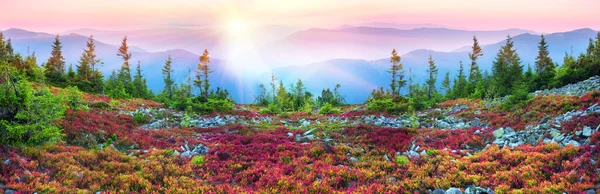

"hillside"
[1, 70, 600, 193]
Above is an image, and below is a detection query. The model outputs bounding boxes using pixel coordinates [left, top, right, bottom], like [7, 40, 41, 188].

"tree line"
[373, 32, 600, 112]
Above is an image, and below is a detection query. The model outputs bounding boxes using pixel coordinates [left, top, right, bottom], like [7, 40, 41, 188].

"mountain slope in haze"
[268, 28, 598, 103]
[2, 28, 597, 104]
[2, 28, 262, 103]
[261, 27, 535, 67]
[64, 25, 298, 57]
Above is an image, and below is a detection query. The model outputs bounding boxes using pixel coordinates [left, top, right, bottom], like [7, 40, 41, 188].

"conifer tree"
[442, 72, 451, 96]
[117, 36, 133, 94]
[388, 49, 401, 97]
[0, 32, 7, 61]
[76, 35, 103, 93]
[491, 35, 523, 97]
[533, 35, 555, 90]
[467, 36, 483, 95]
[45, 35, 66, 86]
[453, 61, 467, 98]
[162, 55, 174, 100]
[276, 80, 291, 111]
[425, 55, 438, 99]
[197, 49, 212, 98]
[132, 61, 149, 98]
[270, 73, 277, 101]
[5, 38, 13, 60]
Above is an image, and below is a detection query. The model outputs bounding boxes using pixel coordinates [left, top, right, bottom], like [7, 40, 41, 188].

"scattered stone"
[584, 189, 596, 194]
[446, 187, 462, 194]
[384, 154, 391, 162]
[582, 126, 592, 137]
[5, 189, 16, 194]
[349, 157, 359, 163]
[303, 129, 315, 136]
[191, 144, 210, 155]
[493, 128, 504, 138]
[287, 132, 294, 137]
[4, 159, 10, 165]
[432, 188, 446, 194]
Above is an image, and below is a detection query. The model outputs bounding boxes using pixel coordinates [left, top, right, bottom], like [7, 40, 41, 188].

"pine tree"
[407, 68, 414, 98]
[388, 49, 400, 96]
[442, 72, 451, 96]
[132, 61, 149, 98]
[76, 35, 103, 93]
[491, 35, 523, 97]
[270, 73, 277, 101]
[45, 35, 66, 86]
[453, 61, 468, 98]
[425, 55, 438, 99]
[0, 32, 7, 61]
[524, 64, 534, 92]
[197, 49, 212, 98]
[162, 55, 174, 100]
[276, 80, 291, 111]
[533, 35, 555, 90]
[117, 36, 133, 95]
[66, 64, 76, 84]
[5, 38, 13, 60]
[467, 36, 483, 95]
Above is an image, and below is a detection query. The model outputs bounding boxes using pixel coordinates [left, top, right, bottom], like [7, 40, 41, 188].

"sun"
[228, 19, 247, 34]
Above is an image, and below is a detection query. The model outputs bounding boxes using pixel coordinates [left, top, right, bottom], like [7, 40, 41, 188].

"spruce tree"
[388, 49, 400, 97]
[533, 35, 555, 90]
[425, 55, 438, 99]
[197, 49, 212, 98]
[491, 35, 523, 97]
[117, 36, 133, 95]
[467, 36, 483, 95]
[442, 72, 451, 96]
[132, 61, 149, 98]
[45, 35, 66, 86]
[76, 35, 103, 93]
[270, 73, 277, 101]
[453, 61, 467, 98]
[0, 32, 7, 61]
[162, 55, 174, 100]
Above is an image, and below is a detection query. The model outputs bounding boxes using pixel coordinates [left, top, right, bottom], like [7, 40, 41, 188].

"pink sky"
[1, 0, 599, 33]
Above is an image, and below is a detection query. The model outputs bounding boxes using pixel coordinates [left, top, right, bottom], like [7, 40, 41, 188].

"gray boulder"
[446, 187, 463, 194]
[432, 188, 446, 194]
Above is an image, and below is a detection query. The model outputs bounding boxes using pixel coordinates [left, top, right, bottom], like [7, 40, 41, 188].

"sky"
[1, 0, 599, 33]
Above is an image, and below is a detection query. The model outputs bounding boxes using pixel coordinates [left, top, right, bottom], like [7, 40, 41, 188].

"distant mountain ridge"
[1, 27, 597, 104]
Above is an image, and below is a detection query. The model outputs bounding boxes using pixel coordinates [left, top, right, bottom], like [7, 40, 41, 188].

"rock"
[303, 129, 315, 136]
[567, 140, 581, 147]
[553, 134, 565, 142]
[471, 117, 481, 127]
[576, 130, 583, 136]
[539, 116, 552, 124]
[191, 144, 209, 155]
[5, 189, 16, 194]
[384, 154, 391, 162]
[3, 159, 10, 165]
[180, 150, 192, 158]
[582, 126, 592, 137]
[432, 188, 446, 194]
[295, 134, 302, 142]
[446, 187, 462, 194]
[173, 150, 181, 156]
[304, 134, 315, 141]
[588, 103, 600, 113]
[349, 157, 359, 163]
[406, 150, 420, 158]
[493, 128, 504, 138]
[584, 189, 596, 194]
[437, 120, 451, 129]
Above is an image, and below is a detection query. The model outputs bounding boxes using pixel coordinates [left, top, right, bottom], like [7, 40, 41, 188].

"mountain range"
[1, 27, 597, 104]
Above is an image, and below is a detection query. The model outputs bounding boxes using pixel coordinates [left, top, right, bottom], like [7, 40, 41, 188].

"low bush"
[396, 155, 410, 165]
[190, 155, 205, 166]
[133, 111, 147, 124]
[318, 103, 341, 114]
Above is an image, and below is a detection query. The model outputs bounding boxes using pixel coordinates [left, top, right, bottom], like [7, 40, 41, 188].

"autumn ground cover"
[1, 91, 600, 193]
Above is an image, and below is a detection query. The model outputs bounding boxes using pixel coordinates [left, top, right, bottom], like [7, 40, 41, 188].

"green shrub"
[366, 97, 411, 114]
[426, 149, 438, 156]
[502, 84, 531, 110]
[259, 103, 281, 114]
[190, 156, 205, 166]
[191, 98, 234, 114]
[64, 86, 86, 110]
[396, 155, 410, 165]
[133, 111, 147, 124]
[0, 81, 66, 145]
[109, 100, 121, 108]
[318, 103, 340, 114]
[278, 111, 291, 118]
[90, 101, 111, 110]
